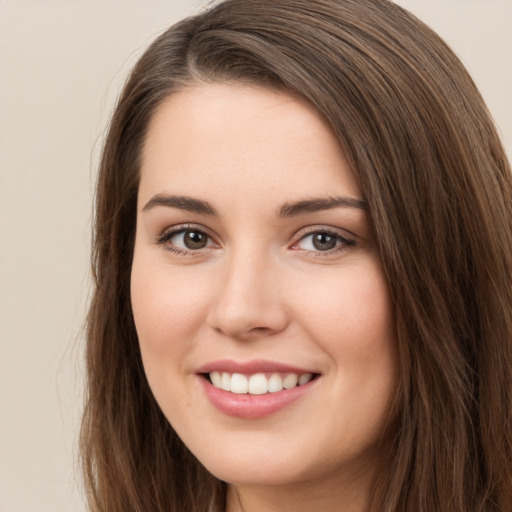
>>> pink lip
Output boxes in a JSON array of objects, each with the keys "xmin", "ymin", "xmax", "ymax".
[
  {"xmin": 196, "ymin": 358, "xmax": 317, "ymax": 375},
  {"xmin": 196, "ymin": 359, "xmax": 319, "ymax": 420}
]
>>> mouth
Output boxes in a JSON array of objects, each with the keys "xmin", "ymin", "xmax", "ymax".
[
  {"xmin": 203, "ymin": 371, "xmax": 318, "ymax": 395},
  {"xmin": 196, "ymin": 360, "xmax": 321, "ymax": 419}
]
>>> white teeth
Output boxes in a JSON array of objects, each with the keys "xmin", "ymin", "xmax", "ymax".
[
  {"xmin": 221, "ymin": 372, "xmax": 231, "ymax": 392},
  {"xmin": 209, "ymin": 371, "xmax": 315, "ymax": 394},
  {"xmin": 230, "ymin": 373, "xmax": 248, "ymax": 394},
  {"xmin": 248, "ymin": 373, "xmax": 268, "ymax": 395},
  {"xmin": 268, "ymin": 373, "xmax": 283, "ymax": 392},
  {"xmin": 283, "ymin": 373, "xmax": 298, "ymax": 389},
  {"xmin": 298, "ymin": 373, "xmax": 313, "ymax": 385},
  {"xmin": 210, "ymin": 371, "xmax": 222, "ymax": 388}
]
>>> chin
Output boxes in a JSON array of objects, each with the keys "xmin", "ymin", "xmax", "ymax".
[
  {"xmin": 205, "ymin": 457, "xmax": 310, "ymax": 487},
  {"xmin": 179, "ymin": 423, "xmax": 382, "ymax": 491}
]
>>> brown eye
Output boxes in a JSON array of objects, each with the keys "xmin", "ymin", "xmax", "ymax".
[
  {"xmin": 158, "ymin": 227, "xmax": 215, "ymax": 253},
  {"xmin": 294, "ymin": 229, "xmax": 355, "ymax": 254},
  {"xmin": 183, "ymin": 230, "xmax": 208, "ymax": 249},
  {"xmin": 311, "ymin": 233, "xmax": 337, "ymax": 251}
]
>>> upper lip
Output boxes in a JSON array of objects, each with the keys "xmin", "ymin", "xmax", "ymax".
[{"xmin": 196, "ymin": 359, "xmax": 319, "ymax": 375}]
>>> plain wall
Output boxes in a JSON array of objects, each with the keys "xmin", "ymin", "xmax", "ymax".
[{"xmin": 0, "ymin": 1, "xmax": 510, "ymax": 511}]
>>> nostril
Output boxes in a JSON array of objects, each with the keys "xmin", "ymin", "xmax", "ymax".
[{"xmin": 206, "ymin": 273, "xmax": 289, "ymax": 340}]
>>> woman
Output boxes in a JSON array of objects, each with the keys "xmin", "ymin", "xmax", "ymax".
[{"xmin": 81, "ymin": 0, "xmax": 512, "ymax": 510}]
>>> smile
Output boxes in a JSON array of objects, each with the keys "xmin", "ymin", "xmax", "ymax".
[
  {"xmin": 196, "ymin": 360, "xmax": 320, "ymax": 419},
  {"xmin": 208, "ymin": 371, "xmax": 314, "ymax": 395}
]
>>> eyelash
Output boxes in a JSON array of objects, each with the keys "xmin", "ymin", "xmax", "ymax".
[
  {"xmin": 155, "ymin": 224, "xmax": 356, "ymax": 257},
  {"xmin": 155, "ymin": 224, "xmax": 216, "ymax": 256},
  {"xmin": 291, "ymin": 228, "xmax": 356, "ymax": 256}
]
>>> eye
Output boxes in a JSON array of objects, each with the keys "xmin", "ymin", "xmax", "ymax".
[
  {"xmin": 292, "ymin": 229, "xmax": 355, "ymax": 253},
  {"xmin": 157, "ymin": 226, "xmax": 217, "ymax": 254}
]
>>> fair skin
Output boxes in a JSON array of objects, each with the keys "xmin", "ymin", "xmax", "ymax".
[{"xmin": 131, "ymin": 83, "xmax": 397, "ymax": 512}]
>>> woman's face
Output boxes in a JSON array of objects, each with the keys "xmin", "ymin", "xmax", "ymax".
[{"xmin": 131, "ymin": 84, "xmax": 397, "ymax": 494}]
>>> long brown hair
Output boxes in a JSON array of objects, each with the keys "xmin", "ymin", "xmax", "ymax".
[{"xmin": 81, "ymin": 1, "xmax": 512, "ymax": 510}]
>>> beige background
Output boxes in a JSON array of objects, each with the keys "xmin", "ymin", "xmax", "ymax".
[{"xmin": 0, "ymin": 1, "xmax": 510, "ymax": 511}]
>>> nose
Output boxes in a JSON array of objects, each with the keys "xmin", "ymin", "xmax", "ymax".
[{"xmin": 206, "ymin": 248, "xmax": 289, "ymax": 341}]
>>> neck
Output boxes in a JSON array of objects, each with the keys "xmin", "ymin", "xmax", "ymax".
[{"xmin": 225, "ymin": 460, "xmax": 379, "ymax": 512}]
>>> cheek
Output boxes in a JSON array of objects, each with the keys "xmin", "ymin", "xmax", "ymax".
[
  {"xmin": 130, "ymin": 251, "xmax": 215, "ymax": 421},
  {"xmin": 298, "ymin": 260, "xmax": 393, "ymax": 343},
  {"xmin": 130, "ymin": 251, "xmax": 210, "ymax": 363},
  {"xmin": 293, "ymin": 258, "xmax": 397, "ymax": 388}
]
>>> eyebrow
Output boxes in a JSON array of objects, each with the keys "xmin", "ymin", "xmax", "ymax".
[
  {"xmin": 141, "ymin": 194, "xmax": 367, "ymax": 217},
  {"xmin": 142, "ymin": 194, "xmax": 218, "ymax": 216},
  {"xmin": 277, "ymin": 196, "xmax": 367, "ymax": 217}
]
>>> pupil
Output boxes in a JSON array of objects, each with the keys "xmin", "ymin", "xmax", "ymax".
[
  {"xmin": 184, "ymin": 231, "xmax": 207, "ymax": 249},
  {"xmin": 312, "ymin": 233, "xmax": 336, "ymax": 251}
]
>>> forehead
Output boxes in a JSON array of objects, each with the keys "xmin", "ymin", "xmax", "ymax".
[{"xmin": 139, "ymin": 83, "xmax": 361, "ymax": 209}]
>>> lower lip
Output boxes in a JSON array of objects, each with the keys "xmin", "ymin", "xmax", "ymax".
[{"xmin": 199, "ymin": 376, "xmax": 318, "ymax": 419}]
